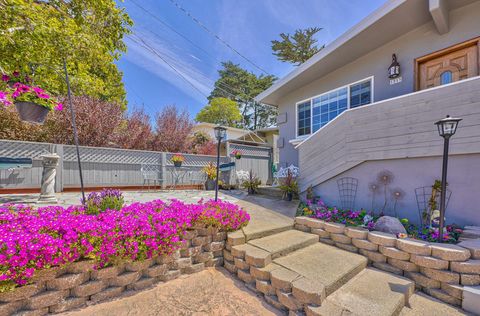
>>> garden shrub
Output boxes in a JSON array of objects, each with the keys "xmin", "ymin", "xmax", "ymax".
[{"xmin": 83, "ymin": 188, "xmax": 124, "ymax": 215}]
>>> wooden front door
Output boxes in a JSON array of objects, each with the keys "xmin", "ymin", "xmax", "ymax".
[{"xmin": 416, "ymin": 38, "xmax": 480, "ymax": 91}]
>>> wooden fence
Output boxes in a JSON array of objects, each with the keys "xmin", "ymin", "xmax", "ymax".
[{"xmin": 0, "ymin": 140, "xmax": 272, "ymax": 192}]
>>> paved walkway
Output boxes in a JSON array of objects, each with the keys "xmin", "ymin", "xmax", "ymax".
[{"xmin": 62, "ymin": 268, "xmax": 282, "ymax": 316}]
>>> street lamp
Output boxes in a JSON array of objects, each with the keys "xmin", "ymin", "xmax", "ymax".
[
  {"xmin": 434, "ymin": 115, "xmax": 462, "ymax": 242},
  {"xmin": 213, "ymin": 125, "xmax": 227, "ymax": 201}
]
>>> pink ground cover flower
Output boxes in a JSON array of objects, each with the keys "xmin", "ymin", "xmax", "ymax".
[{"xmin": 0, "ymin": 199, "xmax": 249, "ymax": 286}]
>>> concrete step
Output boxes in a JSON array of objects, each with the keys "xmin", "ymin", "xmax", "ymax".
[
  {"xmin": 247, "ymin": 230, "xmax": 319, "ymax": 261},
  {"xmin": 273, "ymin": 243, "xmax": 368, "ymax": 296},
  {"xmin": 400, "ymin": 292, "xmax": 469, "ymax": 316},
  {"xmin": 257, "ymin": 186, "xmax": 284, "ymax": 198},
  {"xmin": 306, "ymin": 268, "xmax": 414, "ymax": 316}
]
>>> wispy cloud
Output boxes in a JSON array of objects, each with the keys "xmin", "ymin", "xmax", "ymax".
[{"xmin": 124, "ymin": 28, "xmax": 213, "ymax": 103}]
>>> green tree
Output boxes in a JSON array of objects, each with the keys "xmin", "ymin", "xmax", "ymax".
[
  {"xmin": 271, "ymin": 27, "xmax": 324, "ymax": 65},
  {"xmin": 0, "ymin": 0, "xmax": 132, "ymax": 107},
  {"xmin": 209, "ymin": 61, "xmax": 277, "ymax": 129},
  {"xmin": 195, "ymin": 97, "xmax": 242, "ymax": 127}
]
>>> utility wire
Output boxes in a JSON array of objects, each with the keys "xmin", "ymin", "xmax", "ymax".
[
  {"xmin": 168, "ymin": 0, "xmax": 271, "ymax": 76},
  {"xmin": 130, "ymin": 0, "xmax": 217, "ymax": 63},
  {"xmin": 128, "ymin": 34, "xmax": 209, "ymax": 99}
]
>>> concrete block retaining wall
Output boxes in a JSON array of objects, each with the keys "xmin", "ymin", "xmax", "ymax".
[
  {"xmin": 0, "ymin": 228, "xmax": 226, "ymax": 315},
  {"xmin": 294, "ymin": 216, "xmax": 480, "ymax": 307}
]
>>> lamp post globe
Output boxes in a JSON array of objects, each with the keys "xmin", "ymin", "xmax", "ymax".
[
  {"xmin": 434, "ymin": 115, "xmax": 461, "ymax": 242},
  {"xmin": 213, "ymin": 125, "xmax": 227, "ymax": 201}
]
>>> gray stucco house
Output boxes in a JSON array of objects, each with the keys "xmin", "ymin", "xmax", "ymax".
[{"xmin": 256, "ymin": 0, "xmax": 480, "ymax": 225}]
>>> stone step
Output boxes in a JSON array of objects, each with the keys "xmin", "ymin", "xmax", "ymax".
[
  {"xmin": 273, "ymin": 243, "xmax": 368, "ymax": 297},
  {"xmin": 400, "ymin": 292, "xmax": 469, "ymax": 316},
  {"xmin": 306, "ymin": 268, "xmax": 415, "ymax": 316},
  {"xmin": 247, "ymin": 230, "xmax": 319, "ymax": 261}
]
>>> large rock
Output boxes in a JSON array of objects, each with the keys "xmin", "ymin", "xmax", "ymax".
[{"xmin": 374, "ymin": 216, "xmax": 407, "ymax": 235}]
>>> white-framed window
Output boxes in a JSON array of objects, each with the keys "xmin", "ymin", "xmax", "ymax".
[{"xmin": 296, "ymin": 77, "xmax": 373, "ymax": 137}]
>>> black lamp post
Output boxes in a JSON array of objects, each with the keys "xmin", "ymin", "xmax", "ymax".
[
  {"xmin": 434, "ymin": 115, "xmax": 462, "ymax": 242},
  {"xmin": 213, "ymin": 125, "xmax": 227, "ymax": 201}
]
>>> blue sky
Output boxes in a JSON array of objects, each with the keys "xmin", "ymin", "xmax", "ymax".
[{"xmin": 117, "ymin": 0, "xmax": 387, "ymax": 118}]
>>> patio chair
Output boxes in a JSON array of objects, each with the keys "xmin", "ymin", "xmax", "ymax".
[{"xmin": 140, "ymin": 164, "xmax": 164, "ymax": 191}]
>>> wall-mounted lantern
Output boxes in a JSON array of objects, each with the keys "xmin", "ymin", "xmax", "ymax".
[{"xmin": 388, "ymin": 54, "xmax": 401, "ymax": 79}]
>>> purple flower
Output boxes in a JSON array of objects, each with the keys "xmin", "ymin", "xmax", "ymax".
[{"xmin": 1, "ymin": 74, "xmax": 9, "ymax": 82}]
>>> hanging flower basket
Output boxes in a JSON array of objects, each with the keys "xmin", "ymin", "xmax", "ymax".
[
  {"xmin": 171, "ymin": 154, "xmax": 185, "ymax": 167},
  {"xmin": 15, "ymin": 101, "xmax": 50, "ymax": 124},
  {"xmin": 1, "ymin": 72, "xmax": 63, "ymax": 125}
]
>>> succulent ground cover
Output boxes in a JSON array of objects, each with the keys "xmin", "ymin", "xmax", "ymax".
[
  {"xmin": 0, "ymin": 197, "xmax": 249, "ymax": 290},
  {"xmin": 299, "ymin": 199, "xmax": 462, "ymax": 243}
]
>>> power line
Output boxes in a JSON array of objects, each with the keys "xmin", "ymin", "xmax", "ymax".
[
  {"xmin": 128, "ymin": 34, "xmax": 209, "ymax": 99},
  {"xmin": 130, "ymin": 0, "xmax": 217, "ymax": 63},
  {"xmin": 168, "ymin": 0, "xmax": 271, "ymax": 76}
]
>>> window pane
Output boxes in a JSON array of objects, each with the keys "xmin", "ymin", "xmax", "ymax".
[
  {"xmin": 297, "ymin": 101, "xmax": 311, "ymax": 136},
  {"xmin": 440, "ymin": 71, "xmax": 452, "ymax": 85},
  {"xmin": 350, "ymin": 80, "xmax": 371, "ymax": 108}
]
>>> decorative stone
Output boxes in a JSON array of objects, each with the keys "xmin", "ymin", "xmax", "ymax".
[
  {"xmin": 372, "ymin": 262, "xmax": 403, "ymax": 275},
  {"xmin": 367, "ymin": 231, "xmax": 397, "ymax": 247},
  {"xmin": 71, "ymin": 280, "xmax": 105, "ymax": 297},
  {"xmin": 423, "ymin": 288, "xmax": 461, "ymax": 306},
  {"xmin": 276, "ymin": 290, "xmax": 303, "ymax": 311},
  {"xmin": 237, "ymin": 269, "xmax": 254, "ymax": 284},
  {"xmin": 37, "ymin": 153, "xmax": 60, "ymax": 204},
  {"xmin": 295, "ymin": 216, "xmax": 312, "ymax": 226},
  {"xmin": 205, "ymin": 258, "xmax": 223, "ymax": 267},
  {"xmin": 292, "ymin": 277, "xmax": 325, "ymax": 305},
  {"xmin": 49, "ymin": 296, "xmax": 87, "ymax": 313},
  {"xmin": 458, "ymin": 239, "xmax": 480, "ymax": 259},
  {"xmin": 0, "ymin": 301, "xmax": 23, "ymax": 315},
  {"xmin": 345, "ymin": 227, "xmax": 368, "ymax": 239},
  {"xmin": 46, "ymin": 273, "xmax": 89, "ymax": 290},
  {"xmin": 156, "ymin": 251, "xmax": 179, "ymax": 264},
  {"xmin": 420, "ymin": 267, "xmax": 459, "ymax": 284},
  {"xmin": 330, "ymin": 233, "xmax": 351, "ymax": 244},
  {"xmin": 234, "ymin": 258, "xmax": 250, "ymax": 271},
  {"xmin": 388, "ymin": 258, "xmax": 419, "ymax": 272},
  {"xmin": 180, "ymin": 246, "xmax": 202, "ymax": 258},
  {"xmin": 172, "ymin": 258, "xmax": 192, "ymax": 270},
  {"xmin": 440, "ymin": 283, "xmax": 463, "ymax": 300},
  {"xmin": 431, "ymin": 243, "xmax": 471, "ymax": 261},
  {"xmin": 180, "ymin": 240, "xmax": 191, "ymax": 250},
  {"xmin": 256, "ymin": 280, "xmax": 275, "ymax": 295},
  {"xmin": 193, "ymin": 252, "xmax": 214, "ymax": 264},
  {"xmin": 204, "ymin": 241, "xmax": 225, "ymax": 252},
  {"xmin": 319, "ymin": 238, "xmax": 335, "ymax": 245},
  {"xmin": 223, "ymin": 249, "xmax": 234, "ymax": 262},
  {"xmin": 374, "ymin": 216, "xmax": 407, "ymax": 235},
  {"xmin": 158, "ymin": 270, "xmax": 180, "ymax": 282},
  {"xmin": 461, "ymin": 274, "xmax": 480, "ymax": 286},
  {"xmin": 245, "ymin": 247, "xmax": 272, "ymax": 268},
  {"xmin": 91, "ymin": 265, "xmax": 121, "ymax": 280},
  {"xmin": 352, "ymin": 239, "xmax": 379, "ymax": 251},
  {"xmin": 379, "ymin": 246, "xmax": 410, "ymax": 260},
  {"xmin": 0, "ymin": 283, "xmax": 43, "ymax": 303},
  {"xmin": 90, "ymin": 287, "xmax": 124, "ymax": 303},
  {"xmin": 125, "ymin": 258, "xmax": 153, "ymax": 272},
  {"xmin": 127, "ymin": 277, "xmax": 156, "ymax": 291},
  {"xmin": 26, "ymin": 290, "xmax": 69, "ymax": 310},
  {"xmin": 294, "ymin": 224, "xmax": 310, "ymax": 232},
  {"xmin": 231, "ymin": 244, "xmax": 249, "ymax": 259},
  {"xmin": 335, "ymin": 242, "xmax": 358, "ymax": 253},
  {"xmin": 145, "ymin": 264, "xmax": 168, "ymax": 278},
  {"xmin": 182, "ymin": 263, "xmax": 205, "ymax": 274},
  {"xmin": 192, "ymin": 236, "xmax": 211, "ymax": 247},
  {"xmin": 271, "ymin": 268, "xmax": 300, "ymax": 292},
  {"xmin": 213, "ymin": 232, "xmax": 227, "ymax": 242},
  {"xmin": 450, "ymin": 260, "xmax": 480, "ymax": 274},
  {"xmin": 224, "ymin": 261, "xmax": 237, "ymax": 274},
  {"xmin": 296, "ymin": 217, "xmax": 325, "ymax": 229},
  {"xmin": 31, "ymin": 267, "xmax": 63, "ymax": 283},
  {"xmin": 323, "ymin": 222, "xmax": 345, "ymax": 234},
  {"xmin": 109, "ymin": 271, "xmax": 141, "ymax": 287},
  {"xmin": 250, "ymin": 263, "xmax": 282, "ymax": 281},
  {"xmin": 264, "ymin": 295, "xmax": 287, "ymax": 311},
  {"xmin": 404, "ymin": 271, "xmax": 440, "ymax": 289},
  {"xmin": 311, "ymin": 228, "xmax": 330, "ymax": 238},
  {"xmin": 359, "ymin": 249, "xmax": 387, "ymax": 263},
  {"xmin": 396, "ymin": 238, "xmax": 431, "ymax": 256},
  {"xmin": 410, "ymin": 255, "xmax": 449, "ymax": 270},
  {"xmin": 66, "ymin": 260, "xmax": 95, "ymax": 274},
  {"xmin": 227, "ymin": 231, "xmax": 245, "ymax": 246}
]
